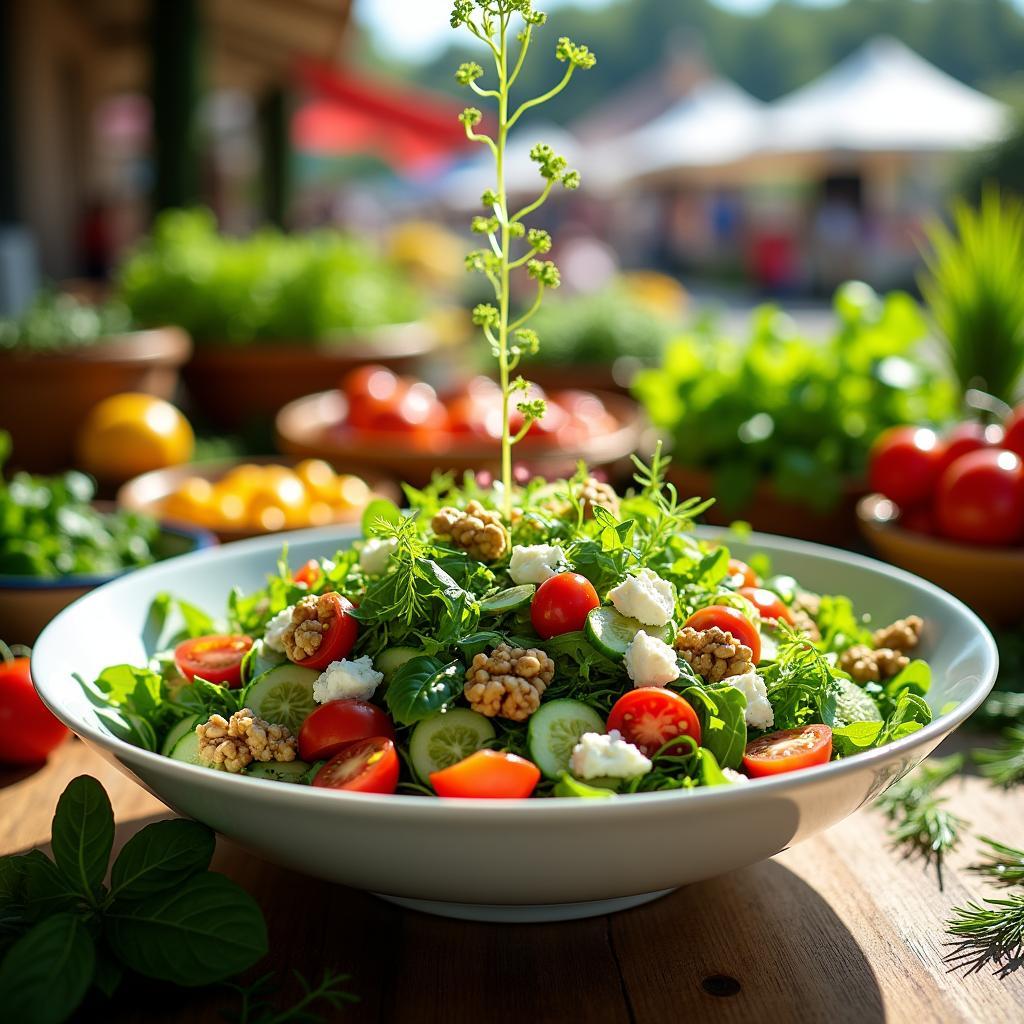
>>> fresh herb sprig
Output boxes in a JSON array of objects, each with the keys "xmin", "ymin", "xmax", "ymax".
[
  {"xmin": 974, "ymin": 727, "xmax": 1024, "ymax": 788},
  {"xmin": 969, "ymin": 838, "xmax": 1024, "ymax": 887},
  {"xmin": 453, "ymin": 0, "xmax": 595, "ymax": 518},
  {"xmin": 226, "ymin": 968, "xmax": 357, "ymax": 1024}
]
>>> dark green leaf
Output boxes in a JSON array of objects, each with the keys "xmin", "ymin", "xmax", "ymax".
[
  {"xmin": 94, "ymin": 708, "xmax": 158, "ymax": 751},
  {"xmin": 105, "ymin": 872, "xmax": 267, "ymax": 986},
  {"xmin": 109, "ymin": 819, "xmax": 215, "ymax": 902},
  {"xmin": 687, "ymin": 684, "xmax": 747, "ymax": 770},
  {"xmin": 91, "ymin": 947, "xmax": 123, "ymax": 1000},
  {"xmin": 50, "ymin": 776, "xmax": 113, "ymax": 901},
  {"xmin": 885, "ymin": 659, "xmax": 932, "ymax": 700},
  {"xmin": 21, "ymin": 850, "xmax": 81, "ymax": 921},
  {"xmin": 384, "ymin": 656, "xmax": 463, "ymax": 726},
  {"xmin": 0, "ymin": 913, "xmax": 95, "ymax": 1024}
]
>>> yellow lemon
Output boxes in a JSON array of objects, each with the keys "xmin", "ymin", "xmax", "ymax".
[
  {"xmin": 163, "ymin": 477, "xmax": 215, "ymax": 526},
  {"xmin": 295, "ymin": 459, "xmax": 337, "ymax": 501},
  {"xmin": 334, "ymin": 475, "xmax": 371, "ymax": 510},
  {"xmin": 219, "ymin": 464, "xmax": 268, "ymax": 500},
  {"xmin": 77, "ymin": 393, "xmax": 194, "ymax": 482}
]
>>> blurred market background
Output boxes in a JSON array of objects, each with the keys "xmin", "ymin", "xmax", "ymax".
[{"xmin": 0, "ymin": 0, "xmax": 1022, "ymax": 717}]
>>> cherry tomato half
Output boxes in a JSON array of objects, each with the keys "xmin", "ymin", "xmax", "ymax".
[
  {"xmin": 0, "ymin": 657, "xmax": 68, "ymax": 764},
  {"xmin": 727, "ymin": 558, "xmax": 759, "ymax": 589},
  {"xmin": 934, "ymin": 448, "xmax": 1024, "ymax": 546},
  {"xmin": 1004, "ymin": 404, "xmax": 1024, "ymax": 460},
  {"xmin": 868, "ymin": 426, "xmax": 944, "ymax": 508},
  {"xmin": 298, "ymin": 699, "xmax": 395, "ymax": 762},
  {"xmin": 174, "ymin": 634, "xmax": 253, "ymax": 688},
  {"xmin": 743, "ymin": 725, "xmax": 833, "ymax": 778},
  {"xmin": 312, "ymin": 736, "xmax": 399, "ymax": 795},
  {"xmin": 739, "ymin": 587, "xmax": 795, "ymax": 625},
  {"xmin": 531, "ymin": 572, "xmax": 600, "ymax": 640},
  {"xmin": 430, "ymin": 749, "xmax": 541, "ymax": 799},
  {"xmin": 287, "ymin": 592, "xmax": 359, "ymax": 671},
  {"xmin": 292, "ymin": 559, "xmax": 321, "ymax": 588},
  {"xmin": 684, "ymin": 605, "xmax": 761, "ymax": 664},
  {"xmin": 606, "ymin": 688, "xmax": 702, "ymax": 758}
]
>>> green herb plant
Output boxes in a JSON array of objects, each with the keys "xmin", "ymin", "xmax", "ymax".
[
  {"xmin": 0, "ymin": 291, "xmax": 132, "ymax": 353},
  {"xmin": 974, "ymin": 726, "xmax": 1024, "ymax": 788},
  {"xmin": 452, "ymin": 0, "xmax": 596, "ymax": 517}
]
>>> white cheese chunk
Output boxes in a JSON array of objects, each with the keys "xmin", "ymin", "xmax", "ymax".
[
  {"xmin": 608, "ymin": 568, "xmax": 675, "ymax": 627},
  {"xmin": 624, "ymin": 630, "xmax": 680, "ymax": 688},
  {"xmin": 570, "ymin": 730, "xmax": 653, "ymax": 780},
  {"xmin": 359, "ymin": 537, "xmax": 398, "ymax": 576},
  {"xmin": 508, "ymin": 543, "xmax": 566, "ymax": 585},
  {"xmin": 727, "ymin": 669, "xmax": 774, "ymax": 730},
  {"xmin": 312, "ymin": 656, "xmax": 384, "ymax": 704},
  {"xmin": 263, "ymin": 606, "xmax": 295, "ymax": 653},
  {"xmin": 722, "ymin": 768, "xmax": 749, "ymax": 784}
]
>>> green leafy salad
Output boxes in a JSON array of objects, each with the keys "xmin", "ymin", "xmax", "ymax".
[{"xmin": 80, "ymin": 455, "xmax": 937, "ymax": 799}]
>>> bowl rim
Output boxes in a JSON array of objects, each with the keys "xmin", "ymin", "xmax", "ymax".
[{"xmin": 32, "ymin": 523, "xmax": 998, "ymax": 815}]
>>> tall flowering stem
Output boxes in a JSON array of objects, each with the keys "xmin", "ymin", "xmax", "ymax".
[{"xmin": 452, "ymin": 1, "xmax": 596, "ymax": 519}]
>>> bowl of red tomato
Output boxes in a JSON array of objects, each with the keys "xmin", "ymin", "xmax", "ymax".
[{"xmin": 858, "ymin": 403, "xmax": 1024, "ymax": 625}]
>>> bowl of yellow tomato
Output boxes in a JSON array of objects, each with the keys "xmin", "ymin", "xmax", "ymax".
[{"xmin": 117, "ymin": 457, "xmax": 397, "ymax": 543}]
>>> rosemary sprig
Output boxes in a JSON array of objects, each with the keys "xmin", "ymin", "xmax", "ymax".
[
  {"xmin": 969, "ymin": 838, "xmax": 1024, "ymax": 887},
  {"xmin": 974, "ymin": 727, "xmax": 1024, "ymax": 788},
  {"xmin": 224, "ymin": 968, "xmax": 357, "ymax": 1024},
  {"xmin": 944, "ymin": 896, "xmax": 1024, "ymax": 976}
]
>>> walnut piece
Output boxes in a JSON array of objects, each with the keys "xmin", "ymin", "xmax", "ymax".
[
  {"xmin": 464, "ymin": 643, "xmax": 555, "ymax": 722},
  {"xmin": 196, "ymin": 708, "xmax": 297, "ymax": 773},
  {"xmin": 577, "ymin": 477, "xmax": 620, "ymax": 520},
  {"xmin": 839, "ymin": 645, "xmax": 909, "ymax": 684},
  {"xmin": 432, "ymin": 500, "xmax": 508, "ymax": 561},
  {"xmin": 675, "ymin": 626, "xmax": 753, "ymax": 681},
  {"xmin": 872, "ymin": 615, "xmax": 922, "ymax": 654},
  {"xmin": 792, "ymin": 591, "xmax": 821, "ymax": 618},
  {"xmin": 281, "ymin": 593, "xmax": 337, "ymax": 663},
  {"xmin": 791, "ymin": 609, "xmax": 821, "ymax": 643}
]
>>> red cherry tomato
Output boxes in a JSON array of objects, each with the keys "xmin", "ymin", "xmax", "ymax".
[
  {"xmin": 286, "ymin": 592, "xmax": 358, "ymax": 671},
  {"xmin": 345, "ymin": 368, "xmax": 407, "ymax": 430},
  {"xmin": 174, "ymin": 634, "xmax": 253, "ymax": 688},
  {"xmin": 935, "ymin": 448, "xmax": 1024, "ymax": 546},
  {"xmin": 739, "ymin": 587, "xmax": 794, "ymax": 625},
  {"xmin": 530, "ymin": 572, "xmax": 601, "ymax": 639},
  {"xmin": 937, "ymin": 421, "xmax": 1000, "ymax": 476},
  {"xmin": 900, "ymin": 503, "xmax": 936, "ymax": 535},
  {"xmin": 1005, "ymin": 405, "xmax": 1024, "ymax": 460},
  {"xmin": 606, "ymin": 688, "xmax": 702, "ymax": 757},
  {"xmin": 430, "ymin": 749, "xmax": 540, "ymax": 799},
  {"xmin": 868, "ymin": 426, "xmax": 945, "ymax": 507},
  {"xmin": 343, "ymin": 364, "xmax": 400, "ymax": 401},
  {"xmin": 292, "ymin": 559, "xmax": 321, "ymax": 588},
  {"xmin": 298, "ymin": 698, "xmax": 395, "ymax": 762},
  {"xmin": 0, "ymin": 657, "xmax": 68, "ymax": 764},
  {"xmin": 727, "ymin": 558, "xmax": 759, "ymax": 589},
  {"xmin": 684, "ymin": 605, "xmax": 761, "ymax": 664},
  {"xmin": 312, "ymin": 736, "xmax": 399, "ymax": 794},
  {"xmin": 743, "ymin": 725, "xmax": 833, "ymax": 778}
]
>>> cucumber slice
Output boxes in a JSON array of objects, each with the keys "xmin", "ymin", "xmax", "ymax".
[
  {"xmin": 244, "ymin": 760, "xmax": 312, "ymax": 784},
  {"xmin": 243, "ymin": 664, "xmax": 319, "ymax": 733},
  {"xmin": 409, "ymin": 709, "xmax": 496, "ymax": 782},
  {"xmin": 160, "ymin": 714, "xmax": 201, "ymax": 757},
  {"xmin": 376, "ymin": 646, "xmax": 421, "ymax": 684},
  {"xmin": 528, "ymin": 699, "xmax": 605, "ymax": 779},
  {"xmin": 241, "ymin": 640, "xmax": 286, "ymax": 686},
  {"xmin": 479, "ymin": 585, "xmax": 535, "ymax": 615},
  {"xmin": 834, "ymin": 676, "xmax": 882, "ymax": 728},
  {"xmin": 584, "ymin": 606, "xmax": 674, "ymax": 660},
  {"xmin": 168, "ymin": 730, "xmax": 203, "ymax": 766}
]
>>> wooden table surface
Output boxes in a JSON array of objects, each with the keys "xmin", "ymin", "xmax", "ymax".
[{"xmin": 2, "ymin": 737, "xmax": 1023, "ymax": 1024}]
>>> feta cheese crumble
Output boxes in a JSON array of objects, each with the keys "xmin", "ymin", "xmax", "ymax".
[
  {"xmin": 263, "ymin": 606, "xmax": 295, "ymax": 653},
  {"xmin": 727, "ymin": 669, "xmax": 774, "ymax": 730},
  {"xmin": 359, "ymin": 536, "xmax": 398, "ymax": 576},
  {"xmin": 312, "ymin": 656, "xmax": 384, "ymax": 704},
  {"xmin": 608, "ymin": 568, "xmax": 675, "ymax": 627},
  {"xmin": 624, "ymin": 630, "xmax": 680, "ymax": 687},
  {"xmin": 508, "ymin": 543, "xmax": 566, "ymax": 585},
  {"xmin": 722, "ymin": 768, "xmax": 749, "ymax": 784},
  {"xmin": 570, "ymin": 730, "xmax": 653, "ymax": 780}
]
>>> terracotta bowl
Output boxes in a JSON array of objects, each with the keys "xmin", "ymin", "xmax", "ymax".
[
  {"xmin": 274, "ymin": 390, "xmax": 645, "ymax": 487},
  {"xmin": 0, "ymin": 522, "xmax": 215, "ymax": 646},
  {"xmin": 857, "ymin": 493, "xmax": 1024, "ymax": 626},
  {"xmin": 117, "ymin": 457, "xmax": 400, "ymax": 544}
]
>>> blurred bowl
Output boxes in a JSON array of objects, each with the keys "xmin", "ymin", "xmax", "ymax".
[
  {"xmin": 0, "ymin": 522, "xmax": 215, "ymax": 645},
  {"xmin": 274, "ymin": 390, "xmax": 645, "ymax": 487},
  {"xmin": 117, "ymin": 457, "xmax": 399, "ymax": 544},
  {"xmin": 857, "ymin": 493, "xmax": 1024, "ymax": 626}
]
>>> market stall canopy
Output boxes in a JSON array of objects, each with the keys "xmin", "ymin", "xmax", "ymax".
[{"xmin": 762, "ymin": 36, "xmax": 1009, "ymax": 156}]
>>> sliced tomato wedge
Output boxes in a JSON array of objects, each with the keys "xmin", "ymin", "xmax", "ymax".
[
  {"xmin": 292, "ymin": 559, "xmax": 321, "ymax": 588},
  {"xmin": 312, "ymin": 736, "xmax": 399, "ymax": 794},
  {"xmin": 727, "ymin": 558, "xmax": 758, "ymax": 589},
  {"xmin": 739, "ymin": 587, "xmax": 795, "ymax": 624},
  {"xmin": 743, "ymin": 725, "xmax": 833, "ymax": 778},
  {"xmin": 174, "ymin": 634, "xmax": 253, "ymax": 688},
  {"xmin": 684, "ymin": 605, "xmax": 761, "ymax": 664},
  {"xmin": 430, "ymin": 749, "xmax": 540, "ymax": 799},
  {"xmin": 298, "ymin": 699, "xmax": 395, "ymax": 762},
  {"xmin": 606, "ymin": 688, "xmax": 701, "ymax": 758},
  {"xmin": 287, "ymin": 592, "xmax": 359, "ymax": 671}
]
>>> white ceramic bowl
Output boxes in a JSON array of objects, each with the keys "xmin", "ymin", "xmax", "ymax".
[{"xmin": 32, "ymin": 526, "xmax": 998, "ymax": 923}]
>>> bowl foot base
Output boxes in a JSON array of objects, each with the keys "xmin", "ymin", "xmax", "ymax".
[{"xmin": 373, "ymin": 888, "xmax": 676, "ymax": 923}]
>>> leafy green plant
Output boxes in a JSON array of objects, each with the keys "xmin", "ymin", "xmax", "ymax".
[
  {"xmin": 0, "ymin": 291, "xmax": 132, "ymax": 353},
  {"xmin": 974, "ymin": 727, "xmax": 1024, "ymax": 788},
  {"xmin": 452, "ymin": 0, "xmax": 595, "ymax": 516},
  {"xmin": 633, "ymin": 283, "xmax": 957, "ymax": 513},
  {"xmin": 920, "ymin": 188, "xmax": 1024, "ymax": 404},
  {"xmin": 117, "ymin": 209, "xmax": 423, "ymax": 347}
]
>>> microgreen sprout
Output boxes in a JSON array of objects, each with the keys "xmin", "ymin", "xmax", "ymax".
[{"xmin": 452, "ymin": 0, "xmax": 596, "ymax": 518}]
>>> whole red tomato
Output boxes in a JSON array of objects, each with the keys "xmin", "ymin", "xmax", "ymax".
[
  {"xmin": 531, "ymin": 572, "xmax": 600, "ymax": 639},
  {"xmin": 0, "ymin": 657, "xmax": 68, "ymax": 764},
  {"xmin": 868, "ymin": 426, "xmax": 945, "ymax": 508},
  {"xmin": 1005, "ymin": 405, "xmax": 1024, "ymax": 460},
  {"xmin": 935, "ymin": 449, "xmax": 1024, "ymax": 546},
  {"xmin": 936, "ymin": 421, "xmax": 1000, "ymax": 476}
]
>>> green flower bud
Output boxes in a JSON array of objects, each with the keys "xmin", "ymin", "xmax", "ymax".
[
  {"xmin": 528, "ymin": 259, "xmax": 561, "ymax": 288},
  {"xmin": 472, "ymin": 303, "xmax": 500, "ymax": 328},
  {"xmin": 527, "ymin": 228, "xmax": 552, "ymax": 253},
  {"xmin": 472, "ymin": 215, "xmax": 499, "ymax": 234},
  {"xmin": 455, "ymin": 62, "xmax": 484, "ymax": 86},
  {"xmin": 459, "ymin": 107, "xmax": 483, "ymax": 128},
  {"xmin": 481, "ymin": 189, "xmax": 499, "ymax": 208},
  {"xmin": 513, "ymin": 328, "xmax": 541, "ymax": 355},
  {"xmin": 561, "ymin": 170, "xmax": 581, "ymax": 190},
  {"xmin": 555, "ymin": 37, "xmax": 597, "ymax": 69},
  {"xmin": 509, "ymin": 222, "xmax": 526, "ymax": 239}
]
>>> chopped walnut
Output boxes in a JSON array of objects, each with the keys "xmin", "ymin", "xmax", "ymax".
[
  {"xmin": 675, "ymin": 626, "xmax": 753, "ymax": 682},
  {"xmin": 281, "ymin": 593, "xmax": 336, "ymax": 663},
  {"xmin": 872, "ymin": 615, "xmax": 922, "ymax": 654},
  {"xmin": 577, "ymin": 476, "xmax": 620, "ymax": 520},
  {"xmin": 790, "ymin": 609, "xmax": 821, "ymax": 642},
  {"xmin": 196, "ymin": 708, "xmax": 297, "ymax": 773},
  {"xmin": 839, "ymin": 645, "xmax": 909, "ymax": 684},
  {"xmin": 432, "ymin": 500, "xmax": 508, "ymax": 561},
  {"xmin": 464, "ymin": 643, "xmax": 555, "ymax": 722},
  {"xmin": 792, "ymin": 591, "xmax": 821, "ymax": 618}
]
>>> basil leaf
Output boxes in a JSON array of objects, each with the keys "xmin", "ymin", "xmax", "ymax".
[
  {"xmin": 832, "ymin": 721, "xmax": 885, "ymax": 758},
  {"xmin": 885, "ymin": 659, "xmax": 932, "ymax": 700},
  {"xmin": 85, "ymin": 664, "xmax": 164, "ymax": 716},
  {"xmin": 105, "ymin": 872, "xmax": 267, "ymax": 986},
  {"xmin": 384, "ymin": 656, "xmax": 463, "ymax": 726},
  {"xmin": 687, "ymin": 684, "xmax": 747, "ymax": 770},
  {"xmin": 109, "ymin": 820, "xmax": 215, "ymax": 903},
  {"xmin": 50, "ymin": 776, "xmax": 113, "ymax": 900},
  {"xmin": 92, "ymin": 948, "xmax": 123, "ymax": 1000},
  {"xmin": 22, "ymin": 851, "xmax": 80, "ymax": 922},
  {"xmin": 0, "ymin": 914, "xmax": 95, "ymax": 1024}
]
